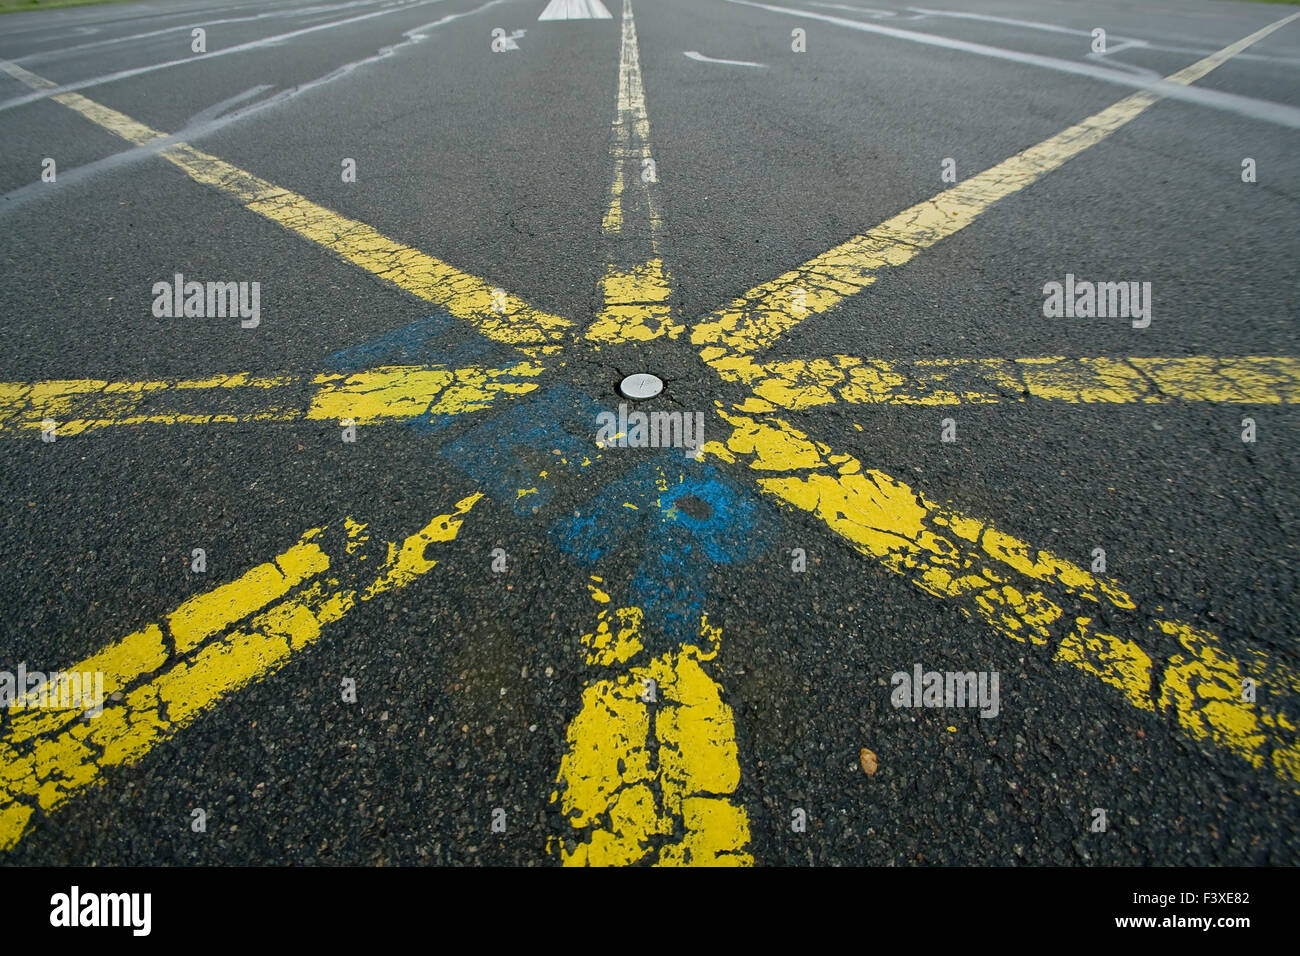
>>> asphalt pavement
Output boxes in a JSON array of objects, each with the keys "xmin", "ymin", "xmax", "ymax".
[{"xmin": 0, "ymin": 0, "xmax": 1298, "ymax": 866}]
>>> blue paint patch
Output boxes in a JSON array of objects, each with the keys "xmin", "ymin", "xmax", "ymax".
[
  {"xmin": 552, "ymin": 459, "xmax": 776, "ymax": 648},
  {"xmin": 325, "ymin": 311, "xmax": 496, "ymax": 373},
  {"xmin": 441, "ymin": 382, "xmax": 780, "ymax": 644},
  {"xmin": 441, "ymin": 384, "xmax": 608, "ymax": 516}
]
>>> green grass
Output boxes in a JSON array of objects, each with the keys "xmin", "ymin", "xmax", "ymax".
[{"xmin": 0, "ymin": 0, "xmax": 148, "ymax": 16}]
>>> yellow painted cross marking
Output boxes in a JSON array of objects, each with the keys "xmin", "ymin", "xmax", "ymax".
[
  {"xmin": 0, "ymin": 59, "xmax": 572, "ymax": 357},
  {"xmin": 726, "ymin": 354, "xmax": 1300, "ymax": 411},
  {"xmin": 0, "ymin": 493, "xmax": 482, "ymax": 851},
  {"xmin": 549, "ymin": 580, "xmax": 751, "ymax": 866},
  {"xmin": 0, "ymin": 361, "xmax": 546, "ymax": 435},
  {"xmin": 2, "ymin": 4, "xmax": 1298, "ymax": 862}
]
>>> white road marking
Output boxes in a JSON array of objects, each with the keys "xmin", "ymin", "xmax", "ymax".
[
  {"xmin": 683, "ymin": 51, "xmax": 767, "ymax": 67},
  {"xmin": 539, "ymin": 0, "xmax": 612, "ymax": 20},
  {"xmin": 0, "ymin": 2, "xmax": 504, "ymax": 214},
  {"xmin": 0, "ymin": 0, "xmax": 458, "ymax": 114},
  {"xmin": 16, "ymin": 0, "xmax": 397, "ymax": 65},
  {"xmin": 906, "ymin": 5, "xmax": 1300, "ymax": 65},
  {"xmin": 908, "ymin": 7, "xmax": 1149, "ymax": 50},
  {"xmin": 810, "ymin": 3, "xmax": 906, "ymax": 18},
  {"xmin": 725, "ymin": 0, "xmax": 1300, "ymax": 129}
]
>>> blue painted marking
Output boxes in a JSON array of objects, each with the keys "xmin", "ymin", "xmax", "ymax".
[
  {"xmin": 441, "ymin": 383, "xmax": 779, "ymax": 643},
  {"xmin": 325, "ymin": 311, "xmax": 495, "ymax": 373},
  {"xmin": 551, "ymin": 459, "xmax": 776, "ymax": 648},
  {"xmin": 441, "ymin": 384, "xmax": 607, "ymax": 516}
]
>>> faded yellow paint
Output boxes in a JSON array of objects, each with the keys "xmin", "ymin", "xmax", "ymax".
[
  {"xmin": 1156, "ymin": 619, "xmax": 1300, "ymax": 782},
  {"xmin": 587, "ymin": 0, "xmax": 684, "ymax": 345},
  {"xmin": 602, "ymin": 158, "xmax": 625, "ymax": 234},
  {"xmin": 0, "ymin": 59, "xmax": 570, "ymax": 354},
  {"xmin": 552, "ymin": 592, "xmax": 751, "ymax": 866},
  {"xmin": 0, "ymin": 362, "xmax": 544, "ymax": 435},
  {"xmin": 308, "ymin": 362, "xmax": 544, "ymax": 424},
  {"xmin": 580, "ymin": 605, "xmax": 644, "ymax": 667},
  {"xmin": 1055, "ymin": 618, "xmax": 1154, "ymax": 713},
  {"xmin": 587, "ymin": 259, "xmax": 682, "ymax": 343},
  {"xmin": 691, "ymin": 14, "xmax": 1300, "ymax": 370},
  {"xmin": 730, "ymin": 355, "xmax": 1300, "ymax": 411},
  {"xmin": 0, "ymin": 493, "xmax": 482, "ymax": 851},
  {"xmin": 707, "ymin": 407, "xmax": 1300, "ymax": 786}
]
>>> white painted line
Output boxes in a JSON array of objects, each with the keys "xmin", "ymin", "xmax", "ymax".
[
  {"xmin": 17, "ymin": 0, "xmax": 397, "ymax": 65},
  {"xmin": 908, "ymin": 7, "xmax": 1148, "ymax": 46},
  {"xmin": 0, "ymin": 0, "xmax": 464, "ymax": 115},
  {"xmin": 906, "ymin": 5, "xmax": 1300, "ymax": 66},
  {"xmin": 810, "ymin": 3, "xmax": 901, "ymax": 18},
  {"xmin": 539, "ymin": 0, "xmax": 612, "ymax": 20},
  {"xmin": 0, "ymin": 2, "xmax": 504, "ymax": 214},
  {"xmin": 725, "ymin": 0, "xmax": 1300, "ymax": 129},
  {"xmin": 683, "ymin": 50, "xmax": 768, "ymax": 67}
]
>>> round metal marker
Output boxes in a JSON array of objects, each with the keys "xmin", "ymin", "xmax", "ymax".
[{"xmin": 618, "ymin": 373, "xmax": 663, "ymax": 400}]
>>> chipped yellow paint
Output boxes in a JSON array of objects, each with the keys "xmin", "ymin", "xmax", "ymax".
[
  {"xmin": 588, "ymin": 259, "xmax": 681, "ymax": 343},
  {"xmin": 706, "ymin": 408, "xmax": 1133, "ymax": 622},
  {"xmin": 552, "ymin": 592, "xmax": 751, "ymax": 866},
  {"xmin": 729, "ymin": 355, "xmax": 1300, "ymax": 411},
  {"xmin": 344, "ymin": 518, "xmax": 370, "ymax": 555},
  {"xmin": 311, "ymin": 363, "xmax": 544, "ymax": 423},
  {"xmin": 691, "ymin": 14, "xmax": 1300, "ymax": 370},
  {"xmin": 1156, "ymin": 620, "xmax": 1300, "ymax": 783},
  {"xmin": 1056, "ymin": 617, "xmax": 1300, "ymax": 784},
  {"xmin": 587, "ymin": 578, "xmax": 612, "ymax": 604},
  {"xmin": 580, "ymin": 606, "xmax": 644, "ymax": 667},
  {"xmin": 168, "ymin": 538, "xmax": 329, "ymax": 654},
  {"xmin": 361, "ymin": 494, "xmax": 482, "ymax": 598},
  {"xmin": 0, "ymin": 493, "xmax": 482, "ymax": 851},
  {"xmin": 1055, "ymin": 618, "xmax": 1155, "ymax": 713},
  {"xmin": 707, "ymin": 408, "xmax": 1300, "ymax": 785},
  {"xmin": 0, "ymin": 362, "xmax": 544, "ymax": 435},
  {"xmin": 586, "ymin": 0, "xmax": 684, "ymax": 345},
  {"xmin": 0, "ymin": 59, "xmax": 571, "ymax": 354}
]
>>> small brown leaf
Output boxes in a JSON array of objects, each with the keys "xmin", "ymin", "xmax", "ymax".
[{"xmin": 859, "ymin": 747, "xmax": 878, "ymax": 776}]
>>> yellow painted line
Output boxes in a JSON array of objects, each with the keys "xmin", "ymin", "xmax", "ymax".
[
  {"xmin": 0, "ymin": 494, "xmax": 482, "ymax": 851},
  {"xmin": 586, "ymin": 0, "xmax": 684, "ymax": 345},
  {"xmin": 308, "ymin": 362, "xmax": 544, "ymax": 423},
  {"xmin": 0, "ymin": 362, "xmax": 545, "ymax": 435},
  {"xmin": 0, "ymin": 59, "xmax": 572, "ymax": 355},
  {"xmin": 690, "ymin": 13, "xmax": 1300, "ymax": 372},
  {"xmin": 706, "ymin": 408, "xmax": 1300, "ymax": 787},
  {"xmin": 589, "ymin": 258, "xmax": 677, "ymax": 344},
  {"xmin": 727, "ymin": 354, "xmax": 1300, "ymax": 411},
  {"xmin": 549, "ymin": 579, "xmax": 751, "ymax": 866},
  {"xmin": 600, "ymin": 0, "xmax": 657, "ymax": 240}
]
